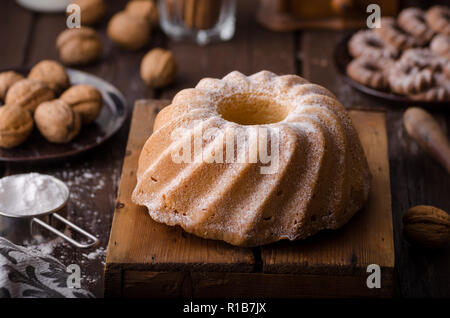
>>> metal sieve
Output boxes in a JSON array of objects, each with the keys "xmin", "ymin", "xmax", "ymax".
[{"xmin": 0, "ymin": 174, "xmax": 99, "ymax": 249}]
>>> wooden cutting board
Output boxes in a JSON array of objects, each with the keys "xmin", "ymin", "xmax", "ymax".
[{"xmin": 105, "ymin": 99, "xmax": 394, "ymax": 297}]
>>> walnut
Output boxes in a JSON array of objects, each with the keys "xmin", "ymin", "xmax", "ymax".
[
  {"xmin": 72, "ymin": 0, "xmax": 106, "ymax": 25},
  {"xmin": 140, "ymin": 48, "xmax": 177, "ymax": 88},
  {"xmin": 403, "ymin": 205, "xmax": 450, "ymax": 248},
  {"xmin": 0, "ymin": 104, "xmax": 34, "ymax": 148},
  {"xmin": 125, "ymin": 0, "xmax": 159, "ymax": 26},
  {"xmin": 34, "ymin": 100, "xmax": 81, "ymax": 144},
  {"xmin": 28, "ymin": 60, "xmax": 70, "ymax": 95},
  {"xmin": 56, "ymin": 27, "xmax": 103, "ymax": 65},
  {"xmin": 107, "ymin": 11, "xmax": 151, "ymax": 50},
  {"xmin": 0, "ymin": 71, "xmax": 24, "ymax": 101},
  {"xmin": 5, "ymin": 79, "xmax": 54, "ymax": 113},
  {"xmin": 60, "ymin": 85, "xmax": 102, "ymax": 124}
]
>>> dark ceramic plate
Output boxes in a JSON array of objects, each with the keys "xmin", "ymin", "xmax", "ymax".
[
  {"xmin": 334, "ymin": 33, "xmax": 449, "ymax": 107},
  {"xmin": 0, "ymin": 67, "xmax": 127, "ymax": 163}
]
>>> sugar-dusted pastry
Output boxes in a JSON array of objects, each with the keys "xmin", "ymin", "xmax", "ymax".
[
  {"xmin": 60, "ymin": 84, "xmax": 103, "ymax": 124},
  {"xmin": 132, "ymin": 71, "xmax": 371, "ymax": 247},
  {"xmin": 388, "ymin": 63, "xmax": 434, "ymax": 96},
  {"xmin": 425, "ymin": 6, "xmax": 450, "ymax": 36},
  {"xmin": 399, "ymin": 48, "xmax": 444, "ymax": 72},
  {"xmin": 398, "ymin": 8, "xmax": 434, "ymax": 44},
  {"xmin": 5, "ymin": 79, "xmax": 54, "ymax": 113},
  {"xmin": 348, "ymin": 30, "xmax": 398, "ymax": 59},
  {"xmin": 346, "ymin": 56, "xmax": 393, "ymax": 90},
  {"xmin": 430, "ymin": 34, "xmax": 450, "ymax": 60},
  {"xmin": 0, "ymin": 104, "xmax": 33, "ymax": 148},
  {"xmin": 375, "ymin": 17, "xmax": 424, "ymax": 50},
  {"xmin": 409, "ymin": 85, "xmax": 448, "ymax": 102},
  {"xmin": 34, "ymin": 100, "xmax": 81, "ymax": 143},
  {"xmin": 0, "ymin": 71, "xmax": 24, "ymax": 101},
  {"xmin": 28, "ymin": 60, "xmax": 70, "ymax": 95}
]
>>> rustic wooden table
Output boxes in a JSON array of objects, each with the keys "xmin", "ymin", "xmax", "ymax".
[{"xmin": 1, "ymin": 0, "xmax": 449, "ymax": 297}]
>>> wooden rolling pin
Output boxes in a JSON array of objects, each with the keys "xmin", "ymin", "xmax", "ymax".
[{"xmin": 403, "ymin": 107, "xmax": 450, "ymax": 175}]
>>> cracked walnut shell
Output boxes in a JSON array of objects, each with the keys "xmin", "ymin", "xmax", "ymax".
[
  {"xmin": 0, "ymin": 71, "xmax": 24, "ymax": 101},
  {"xmin": 0, "ymin": 104, "xmax": 34, "ymax": 148},
  {"xmin": 403, "ymin": 205, "xmax": 450, "ymax": 248},
  {"xmin": 125, "ymin": 0, "xmax": 159, "ymax": 25},
  {"xmin": 5, "ymin": 79, "xmax": 54, "ymax": 113},
  {"xmin": 34, "ymin": 100, "xmax": 81, "ymax": 144},
  {"xmin": 60, "ymin": 84, "xmax": 102, "ymax": 124},
  {"xmin": 140, "ymin": 48, "xmax": 177, "ymax": 88},
  {"xmin": 72, "ymin": 0, "xmax": 106, "ymax": 25},
  {"xmin": 56, "ymin": 27, "xmax": 102, "ymax": 65},
  {"xmin": 28, "ymin": 60, "xmax": 70, "ymax": 95}
]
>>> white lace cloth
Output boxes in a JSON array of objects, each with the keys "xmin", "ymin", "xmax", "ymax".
[{"xmin": 0, "ymin": 237, "xmax": 93, "ymax": 298}]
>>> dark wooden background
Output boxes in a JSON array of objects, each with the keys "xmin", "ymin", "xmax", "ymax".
[{"xmin": 1, "ymin": 0, "xmax": 449, "ymax": 297}]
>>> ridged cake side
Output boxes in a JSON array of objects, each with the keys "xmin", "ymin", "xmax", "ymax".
[{"xmin": 132, "ymin": 71, "xmax": 371, "ymax": 246}]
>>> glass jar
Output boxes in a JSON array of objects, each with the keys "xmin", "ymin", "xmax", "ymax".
[{"xmin": 158, "ymin": 0, "xmax": 236, "ymax": 45}]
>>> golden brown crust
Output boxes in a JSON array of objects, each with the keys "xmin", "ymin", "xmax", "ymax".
[
  {"xmin": 132, "ymin": 71, "xmax": 371, "ymax": 246},
  {"xmin": 0, "ymin": 104, "xmax": 33, "ymax": 148}
]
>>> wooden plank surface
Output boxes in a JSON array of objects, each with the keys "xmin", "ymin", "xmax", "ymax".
[
  {"xmin": 122, "ymin": 271, "xmax": 394, "ymax": 298},
  {"xmin": 261, "ymin": 110, "xmax": 394, "ymax": 277}
]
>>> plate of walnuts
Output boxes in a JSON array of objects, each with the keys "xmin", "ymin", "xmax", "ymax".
[
  {"xmin": 334, "ymin": 5, "xmax": 450, "ymax": 106},
  {"xmin": 0, "ymin": 60, "xmax": 127, "ymax": 163}
]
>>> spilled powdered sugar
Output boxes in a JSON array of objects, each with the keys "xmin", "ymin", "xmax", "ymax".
[{"xmin": 16, "ymin": 161, "xmax": 119, "ymax": 292}]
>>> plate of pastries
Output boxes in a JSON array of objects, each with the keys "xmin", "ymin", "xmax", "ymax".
[
  {"xmin": 335, "ymin": 5, "xmax": 450, "ymax": 105},
  {"xmin": 0, "ymin": 60, "xmax": 126, "ymax": 163}
]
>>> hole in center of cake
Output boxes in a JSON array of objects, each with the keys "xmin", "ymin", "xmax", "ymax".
[{"xmin": 218, "ymin": 94, "xmax": 290, "ymax": 125}]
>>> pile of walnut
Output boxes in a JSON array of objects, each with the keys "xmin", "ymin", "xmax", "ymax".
[
  {"xmin": 0, "ymin": 60, "xmax": 102, "ymax": 148},
  {"xmin": 346, "ymin": 5, "xmax": 450, "ymax": 102},
  {"xmin": 55, "ymin": 0, "xmax": 176, "ymax": 88}
]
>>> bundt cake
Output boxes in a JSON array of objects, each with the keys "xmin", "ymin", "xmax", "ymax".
[{"xmin": 132, "ymin": 71, "xmax": 371, "ymax": 247}]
